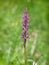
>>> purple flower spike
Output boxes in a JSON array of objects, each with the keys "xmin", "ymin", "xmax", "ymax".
[
  {"xmin": 22, "ymin": 8, "xmax": 30, "ymax": 47},
  {"xmin": 22, "ymin": 8, "xmax": 30, "ymax": 65}
]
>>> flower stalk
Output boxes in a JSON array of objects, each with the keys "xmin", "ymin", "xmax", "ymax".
[{"xmin": 22, "ymin": 8, "xmax": 30, "ymax": 65}]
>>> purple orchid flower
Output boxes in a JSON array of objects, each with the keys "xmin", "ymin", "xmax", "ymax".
[{"xmin": 22, "ymin": 8, "xmax": 30, "ymax": 47}]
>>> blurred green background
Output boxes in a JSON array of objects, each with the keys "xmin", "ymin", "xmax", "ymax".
[{"xmin": 0, "ymin": 0, "xmax": 49, "ymax": 65}]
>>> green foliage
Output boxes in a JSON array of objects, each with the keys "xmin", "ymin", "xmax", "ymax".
[{"xmin": 0, "ymin": 0, "xmax": 49, "ymax": 65}]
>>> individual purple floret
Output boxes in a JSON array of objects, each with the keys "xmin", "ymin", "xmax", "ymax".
[{"xmin": 22, "ymin": 8, "xmax": 30, "ymax": 47}]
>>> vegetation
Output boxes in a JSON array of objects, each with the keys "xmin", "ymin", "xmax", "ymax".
[{"xmin": 0, "ymin": 0, "xmax": 49, "ymax": 65}]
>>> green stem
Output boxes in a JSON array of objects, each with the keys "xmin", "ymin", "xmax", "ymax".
[
  {"xmin": 24, "ymin": 39, "xmax": 27, "ymax": 65},
  {"xmin": 24, "ymin": 46, "xmax": 27, "ymax": 65}
]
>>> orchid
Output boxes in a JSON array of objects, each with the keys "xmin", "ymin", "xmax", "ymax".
[
  {"xmin": 22, "ymin": 8, "xmax": 30, "ymax": 47},
  {"xmin": 22, "ymin": 8, "xmax": 30, "ymax": 65}
]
